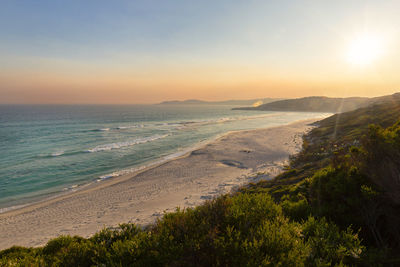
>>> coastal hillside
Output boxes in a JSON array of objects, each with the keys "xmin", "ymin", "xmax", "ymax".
[
  {"xmin": 243, "ymin": 93, "xmax": 400, "ymax": 263},
  {"xmin": 1, "ymin": 95, "xmax": 400, "ymax": 266},
  {"xmin": 233, "ymin": 93, "xmax": 400, "ymax": 113}
]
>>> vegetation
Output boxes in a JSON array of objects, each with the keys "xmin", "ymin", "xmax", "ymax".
[
  {"xmin": 0, "ymin": 194, "xmax": 364, "ymax": 266},
  {"xmin": 1, "ymin": 96, "xmax": 400, "ymax": 266},
  {"xmin": 242, "ymin": 96, "xmax": 400, "ymax": 265}
]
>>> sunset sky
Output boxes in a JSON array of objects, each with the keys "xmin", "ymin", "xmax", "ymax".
[{"xmin": 1, "ymin": 0, "xmax": 400, "ymax": 104}]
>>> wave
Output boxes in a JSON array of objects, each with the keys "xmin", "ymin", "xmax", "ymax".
[
  {"xmin": 92, "ymin": 125, "xmax": 144, "ymax": 132},
  {"xmin": 97, "ymin": 165, "xmax": 148, "ymax": 181},
  {"xmin": 0, "ymin": 204, "xmax": 29, "ymax": 214},
  {"xmin": 86, "ymin": 134, "xmax": 169, "ymax": 153},
  {"xmin": 116, "ymin": 124, "xmax": 144, "ymax": 130},
  {"xmin": 93, "ymin": 114, "xmax": 282, "ymax": 134},
  {"xmin": 38, "ymin": 150, "xmax": 70, "ymax": 158},
  {"xmin": 62, "ymin": 184, "xmax": 79, "ymax": 191},
  {"xmin": 51, "ymin": 151, "xmax": 65, "ymax": 157},
  {"xmin": 95, "ymin": 137, "xmax": 214, "ymax": 181},
  {"xmin": 91, "ymin": 128, "xmax": 110, "ymax": 132},
  {"xmin": 46, "ymin": 114, "xmax": 281, "ymax": 158},
  {"xmin": 39, "ymin": 150, "xmax": 81, "ymax": 158},
  {"xmin": 166, "ymin": 113, "xmax": 284, "ymax": 128}
]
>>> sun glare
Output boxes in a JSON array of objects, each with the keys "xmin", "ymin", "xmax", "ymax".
[{"xmin": 346, "ymin": 33, "xmax": 384, "ymax": 66}]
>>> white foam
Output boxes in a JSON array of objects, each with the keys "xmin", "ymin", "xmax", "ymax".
[
  {"xmin": 140, "ymin": 114, "xmax": 285, "ymax": 132},
  {"xmin": 168, "ymin": 113, "xmax": 284, "ymax": 129},
  {"xmin": 51, "ymin": 151, "xmax": 65, "ymax": 157},
  {"xmin": 116, "ymin": 124, "xmax": 144, "ymax": 130},
  {"xmin": 62, "ymin": 184, "xmax": 79, "ymax": 191},
  {"xmin": 86, "ymin": 134, "xmax": 169, "ymax": 153},
  {"xmin": 0, "ymin": 204, "xmax": 29, "ymax": 214},
  {"xmin": 95, "ymin": 136, "xmax": 219, "ymax": 181},
  {"xmin": 98, "ymin": 165, "xmax": 149, "ymax": 180},
  {"xmin": 93, "ymin": 128, "xmax": 110, "ymax": 132}
]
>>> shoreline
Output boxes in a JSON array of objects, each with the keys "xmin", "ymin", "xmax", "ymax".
[
  {"xmin": 0, "ymin": 118, "xmax": 319, "ymax": 250},
  {"xmin": 0, "ymin": 128, "xmax": 258, "ymax": 215},
  {"xmin": 0, "ymin": 127, "xmax": 245, "ymax": 215}
]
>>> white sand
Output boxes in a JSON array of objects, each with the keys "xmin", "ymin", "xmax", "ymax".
[{"xmin": 0, "ymin": 118, "xmax": 317, "ymax": 249}]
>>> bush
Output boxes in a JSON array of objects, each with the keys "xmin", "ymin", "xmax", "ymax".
[
  {"xmin": 302, "ymin": 217, "xmax": 364, "ymax": 266},
  {"xmin": 42, "ymin": 236, "xmax": 96, "ymax": 266}
]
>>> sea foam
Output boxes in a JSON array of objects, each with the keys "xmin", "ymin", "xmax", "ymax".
[
  {"xmin": 51, "ymin": 151, "xmax": 65, "ymax": 157},
  {"xmin": 86, "ymin": 134, "xmax": 169, "ymax": 153},
  {"xmin": 92, "ymin": 128, "xmax": 110, "ymax": 132},
  {"xmin": 116, "ymin": 124, "xmax": 144, "ymax": 130}
]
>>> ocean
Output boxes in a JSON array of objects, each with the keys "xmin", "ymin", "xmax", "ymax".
[{"xmin": 0, "ymin": 104, "xmax": 329, "ymax": 212}]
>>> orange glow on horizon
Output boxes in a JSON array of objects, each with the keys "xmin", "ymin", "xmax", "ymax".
[
  {"xmin": 1, "ymin": 47, "xmax": 399, "ymax": 104},
  {"xmin": 1, "ymin": 66, "xmax": 397, "ymax": 104}
]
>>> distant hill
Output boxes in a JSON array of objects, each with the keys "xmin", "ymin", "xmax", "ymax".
[
  {"xmin": 232, "ymin": 93, "xmax": 400, "ymax": 113},
  {"xmin": 158, "ymin": 98, "xmax": 281, "ymax": 106},
  {"xmin": 233, "ymin": 96, "xmax": 371, "ymax": 112}
]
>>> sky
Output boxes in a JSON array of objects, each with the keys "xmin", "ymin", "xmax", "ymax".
[{"xmin": 1, "ymin": 0, "xmax": 400, "ymax": 104}]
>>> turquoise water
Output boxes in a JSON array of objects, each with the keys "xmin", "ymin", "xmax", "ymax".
[{"xmin": 0, "ymin": 104, "xmax": 329, "ymax": 211}]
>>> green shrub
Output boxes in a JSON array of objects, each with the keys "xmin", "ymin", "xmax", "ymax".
[
  {"xmin": 0, "ymin": 246, "xmax": 42, "ymax": 266},
  {"xmin": 302, "ymin": 217, "xmax": 363, "ymax": 266},
  {"xmin": 281, "ymin": 196, "xmax": 311, "ymax": 222},
  {"xmin": 41, "ymin": 236, "xmax": 96, "ymax": 266}
]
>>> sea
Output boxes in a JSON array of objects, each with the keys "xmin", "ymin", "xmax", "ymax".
[{"xmin": 0, "ymin": 104, "xmax": 329, "ymax": 212}]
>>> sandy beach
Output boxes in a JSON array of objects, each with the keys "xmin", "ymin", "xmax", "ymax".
[{"xmin": 0, "ymin": 118, "xmax": 318, "ymax": 250}]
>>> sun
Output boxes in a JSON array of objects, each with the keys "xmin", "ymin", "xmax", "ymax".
[{"xmin": 346, "ymin": 33, "xmax": 384, "ymax": 66}]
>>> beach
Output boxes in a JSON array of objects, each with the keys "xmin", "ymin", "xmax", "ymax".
[{"xmin": 0, "ymin": 118, "xmax": 318, "ymax": 250}]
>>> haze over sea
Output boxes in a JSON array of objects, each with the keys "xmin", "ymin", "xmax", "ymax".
[{"xmin": 0, "ymin": 104, "xmax": 328, "ymax": 212}]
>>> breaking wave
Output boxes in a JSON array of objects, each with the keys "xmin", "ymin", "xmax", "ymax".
[{"xmin": 86, "ymin": 134, "xmax": 169, "ymax": 153}]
